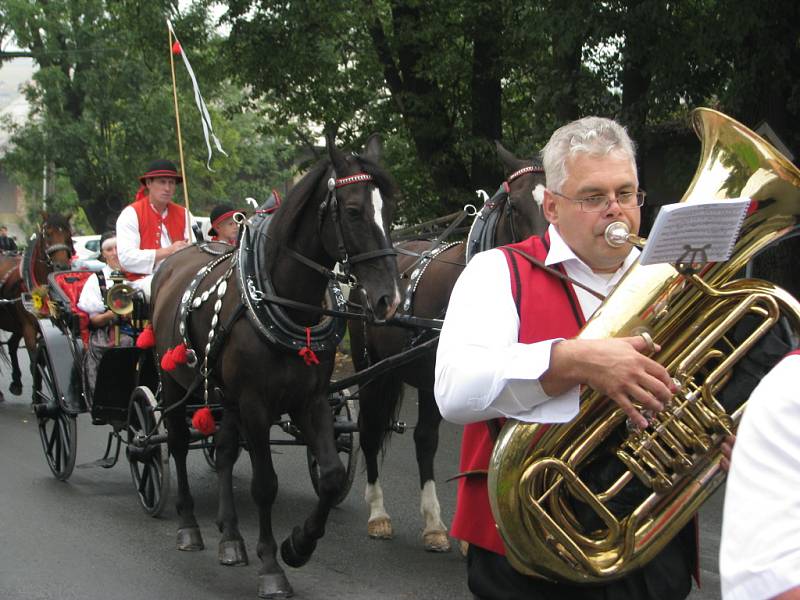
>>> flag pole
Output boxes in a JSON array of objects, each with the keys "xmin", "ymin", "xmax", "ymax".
[{"xmin": 168, "ymin": 23, "xmax": 191, "ymax": 239}]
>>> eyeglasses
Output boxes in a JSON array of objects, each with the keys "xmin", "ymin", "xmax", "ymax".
[{"xmin": 547, "ymin": 189, "xmax": 646, "ymax": 212}]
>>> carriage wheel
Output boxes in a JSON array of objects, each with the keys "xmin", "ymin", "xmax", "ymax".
[
  {"xmin": 307, "ymin": 392, "xmax": 359, "ymax": 506},
  {"xmin": 32, "ymin": 344, "xmax": 77, "ymax": 481},
  {"xmin": 127, "ymin": 386, "xmax": 170, "ymax": 517}
]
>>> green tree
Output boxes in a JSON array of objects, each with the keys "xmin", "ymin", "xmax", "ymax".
[{"xmin": 1, "ymin": 0, "xmax": 295, "ymax": 232}]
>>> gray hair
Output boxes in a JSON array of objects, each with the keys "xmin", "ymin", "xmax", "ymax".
[{"xmin": 541, "ymin": 116, "xmax": 636, "ymax": 193}]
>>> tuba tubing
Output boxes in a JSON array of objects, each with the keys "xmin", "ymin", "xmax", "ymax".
[{"xmin": 488, "ymin": 108, "xmax": 800, "ymax": 583}]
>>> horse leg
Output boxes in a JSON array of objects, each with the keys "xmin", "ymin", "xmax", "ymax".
[
  {"xmin": 280, "ymin": 394, "xmax": 345, "ymax": 568},
  {"xmin": 359, "ymin": 375, "xmax": 396, "ymax": 540},
  {"xmin": 215, "ymin": 405, "xmax": 248, "ymax": 566},
  {"xmin": 8, "ymin": 332, "xmax": 23, "ymax": 395},
  {"xmin": 163, "ymin": 377, "xmax": 204, "ymax": 551},
  {"xmin": 238, "ymin": 397, "xmax": 292, "ymax": 598},
  {"xmin": 415, "ymin": 388, "xmax": 450, "ymax": 552}
]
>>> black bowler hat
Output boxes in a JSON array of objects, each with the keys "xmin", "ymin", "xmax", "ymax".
[
  {"xmin": 138, "ymin": 159, "xmax": 183, "ymax": 184},
  {"xmin": 209, "ymin": 203, "xmax": 239, "ymax": 236}
]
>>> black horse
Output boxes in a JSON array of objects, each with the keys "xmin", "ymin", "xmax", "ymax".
[
  {"xmin": 0, "ymin": 213, "xmax": 72, "ymax": 401},
  {"xmin": 150, "ymin": 135, "xmax": 400, "ymax": 598},
  {"xmin": 348, "ymin": 142, "xmax": 547, "ymax": 551}
]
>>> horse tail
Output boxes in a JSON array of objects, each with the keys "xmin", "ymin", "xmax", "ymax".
[{"xmin": 358, "ymin": 371, "xmax": 405, "ymax": 457}]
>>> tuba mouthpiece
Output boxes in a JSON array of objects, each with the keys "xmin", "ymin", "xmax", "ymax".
[
  {"xmin": 604, "ymin": 221, "xmax": 646, "ymax": 248},
  {"xmin": 605, "ymin": 221, "xmax": 631, "ymax": 247}
]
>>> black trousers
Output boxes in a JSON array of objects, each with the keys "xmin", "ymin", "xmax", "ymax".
[{"xmin": 467, "ymin": 523, "xmax": 694, "ymax": 600}]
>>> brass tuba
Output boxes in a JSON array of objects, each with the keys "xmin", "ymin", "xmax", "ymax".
[{"xmin": 488, "ymin": 108, "xmax": 800, "ymax": 583}]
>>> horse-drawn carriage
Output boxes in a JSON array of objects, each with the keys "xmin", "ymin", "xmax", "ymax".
[{"xmin": 28, "ymin": 264, "xmax": 362, "ymax": 516}]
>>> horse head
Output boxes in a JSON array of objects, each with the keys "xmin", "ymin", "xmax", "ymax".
[
  {"xmin": 38, "ymin": 212, "xmax": 74, "ymax": 272},
  {"xmin": 322, "ymin": 134, "xmax": 401, "ymax": 321},
  {"xmin": 494, "ymin": 141, "xmax": 549, "ymax": 244}
]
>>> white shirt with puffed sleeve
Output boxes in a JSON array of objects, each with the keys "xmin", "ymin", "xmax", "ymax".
[
  {"xmin": 76, "ymin": 265, "xmax": 146, "ymax": 317},
  {"xmin": 434, "ymin": 225, "xmax": 639, "ymax": 425},
  {"xmin": 116, "ymin": 203, "xmax": 191, "ymax": 276},
  {"xmin": 720, "ymin": 353, "xmax": 800, "ymax": 600}
]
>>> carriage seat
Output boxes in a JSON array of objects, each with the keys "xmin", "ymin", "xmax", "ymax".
[{"xmin": 47, "ymin": 270, "xmax": 94, "ymax": 345}]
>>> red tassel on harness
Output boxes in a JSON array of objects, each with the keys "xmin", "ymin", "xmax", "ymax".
[
  {"xmin": 160, "ymin": 348, "xmax": 177, "ymax": 371},
  {"xmin": 192, "ymin": 406, "xmax": 216, "ymax": 436},
  {"xmin": 171, "ymin": 343, "xmax": 188, "ymax": 364},
  {"xmin": 298, "ymin": 327, "xmax": 320, "ymax": 366},
  {"xmin": 136, "ymin": 324, "xmax": 155, "ymax": 349}
]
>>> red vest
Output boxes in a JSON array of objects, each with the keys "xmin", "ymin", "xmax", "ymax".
[
  {"xmin": 451, "ymin": 234, "xmax": 584, "ymax": 554},
  {"xmin": 131, "ymin": 197, "xmax": 187, "ymax": 250}
]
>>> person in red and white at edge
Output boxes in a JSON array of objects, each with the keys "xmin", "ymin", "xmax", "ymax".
[
  {"xmin": 720, "ymin": 349, "xmax": 800, "ymax": 600},
  {"xmin": 208, "ymin": 203, "xmax": 241, "ymax": 245},
  {"xmin": 434, "ymin": 117, "xmax": 701, "ymax": 600},
  {"xmin": 116, "ymin": 159, "xmax": 191, "ymax": 299}
]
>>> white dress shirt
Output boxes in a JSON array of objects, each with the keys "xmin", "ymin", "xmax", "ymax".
[
  {"xmin": 720, "ymin": 353, "xmax": 800, "ymax": 600},
  {"xmin": 116, "ymin": 202, "xmax": 191, "ymax": 275},
  {"xmin": 434, "ymin": 225, "xmax": 639, "ymax": 425},
  {"xmin": 76, "ymin": 265, "xmax": 146, "ymax": 316}
]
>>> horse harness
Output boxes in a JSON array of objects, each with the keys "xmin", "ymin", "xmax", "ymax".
[
  {"xmin": 170, "ymin": 171, "xmax": 397, "ymax": 403},
  {"xmin": 466, "ymin": 163, "xmax": 544, "ymax": 263}
]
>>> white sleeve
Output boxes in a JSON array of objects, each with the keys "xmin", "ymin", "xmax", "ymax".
[
  {"xmin": 433, "ymin": 249, "xmax": 580, "ymax": 425},
  {"xmin": 77, "ymin": 274, "xmax": 105, "ymax": 316},
  {"xmin": 116, "ymin": 206, "xmax": 156, "ymax": 275},
  {"xmin": 720, "ymin": 355, "xmax": 800, "ymax": 600}
]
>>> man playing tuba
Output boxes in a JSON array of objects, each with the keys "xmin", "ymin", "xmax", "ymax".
[{"xmin": 434, "ymin": 117, "xmax": 695, "ymax": 599}]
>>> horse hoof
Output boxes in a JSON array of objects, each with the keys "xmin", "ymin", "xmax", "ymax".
[
  {"xmin": 367, "ymin": 516, "xmax": 393, "ymax": 539},
  {"xmin": 176, "ymin": 527, "xmax": 204, "ymax": 551},
  {"xmin": 9, "ymin": 382, "xmax": 22, "ymax": 396},
  {"xmin": 218, "ymin": 539, "xmax": 248, "ymax": 566},
  {"xmin": 280, "ymin": 526, "xmax": 316, "ymax": 568},
  {"xmin": 423, "ymin": 530, "xmax": 451, "ymax": 552},
  {"xmin": 257, "ymin": 572, "xmax": 293, "ymax": 599}
]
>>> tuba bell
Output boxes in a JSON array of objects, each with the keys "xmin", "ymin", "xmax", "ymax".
[{"xmin": 488, "ymin": 108, "xmax": 800, "ymax": 583}]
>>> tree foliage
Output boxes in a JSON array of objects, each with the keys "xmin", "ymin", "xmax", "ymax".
[
  {"xmin": 223, "ymin": 0, "xmax": 799, "ymax": 223},
  {"xmin": 1, "ymin": 0, "xmax": 295, "ymax": 233}
]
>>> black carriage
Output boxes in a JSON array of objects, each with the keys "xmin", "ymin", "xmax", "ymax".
[
  {"xmin": 28, "ymin": 268, "xmax": 360, "ymax": 515},
  {"xmin": 29, "ymin": 269, "xmax": 171, "ymax": 515}
]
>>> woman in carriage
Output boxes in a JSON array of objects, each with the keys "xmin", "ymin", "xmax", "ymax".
[{"xmin": 77, "ymin": 231, "xmax": 146, "ymax": 399}]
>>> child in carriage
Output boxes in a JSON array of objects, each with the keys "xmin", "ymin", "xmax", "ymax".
[
  {"xmin": 208, "ymin": 203, "xmax": 242, "ymax": 245},
  {"xmin": 77, "ymin": 231, "xmax": 146, "ymax": 400}
]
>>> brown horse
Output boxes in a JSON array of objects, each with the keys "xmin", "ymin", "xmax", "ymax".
[
  {"xmin": 348, "ymin": 142, "xmax": 548, "ymax": 552},
  {"xmin": 0, "ymin": 213, "xmax": 73, "ymax": 401},
  {"xmin": 150, "ymin": 135, "xmax": 400, "ymax": 598}
]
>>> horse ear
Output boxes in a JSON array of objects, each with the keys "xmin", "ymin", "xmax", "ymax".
[
  {"xmin": 363, "ymin": 133, "xmax": 383, "ymax": 163},
  {"xmin": 495, "ymin": 140, "xmax": 529, "ymax": 174},
  {"xmin": 65, "ymin": 212, "xmax": 73, "ymax": 223},
  {"xmin": 326, "ymin": 133, "xmax": 348, "ymax": 175},
  {"xmin": 40, "ymin": 209, "xmax": 48, "ymax": 222}
]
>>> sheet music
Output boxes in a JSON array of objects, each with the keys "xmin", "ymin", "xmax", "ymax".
[{"xmin": 638, "ymin": 197, "xmax": 751, "ymax": 266}]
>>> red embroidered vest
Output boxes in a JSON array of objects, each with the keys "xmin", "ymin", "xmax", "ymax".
[
  {"xmin": 131, "ymin": 197, "xmax": 187, "ymax": 250},
  {"xmin": 450, "ymin": 234, "xmax": 584, "ymax": 555}
]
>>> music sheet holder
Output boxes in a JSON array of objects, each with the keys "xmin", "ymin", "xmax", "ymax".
[{"xmin": 638, "ymin": 197, "xmax": 751, "ymax": 268}]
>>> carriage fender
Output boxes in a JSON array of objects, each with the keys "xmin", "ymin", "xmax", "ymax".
[{"xmin": 35, "ymin": 318, "xmax": 86, "ymax": 415}]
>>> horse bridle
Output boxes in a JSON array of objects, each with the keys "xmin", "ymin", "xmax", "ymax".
[
  {"xmin": 502, "ymin": 164, "xmax": 544, "ymax": 244},
  {"xmin": 37, "ymin": 223, "xmax": 73, "ymax": 268},
  {"xmin": 318, "ymin": 171, "xmax": 397, "ymax": 278},
  {"xmin": 284, "ymin": 169, "xmax": 397, "ymax": 287}
]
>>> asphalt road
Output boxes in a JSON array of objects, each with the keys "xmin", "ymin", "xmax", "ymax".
[{"xmin": 0, "ymin": 350, "xmax": 725, "ymax": 600}]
